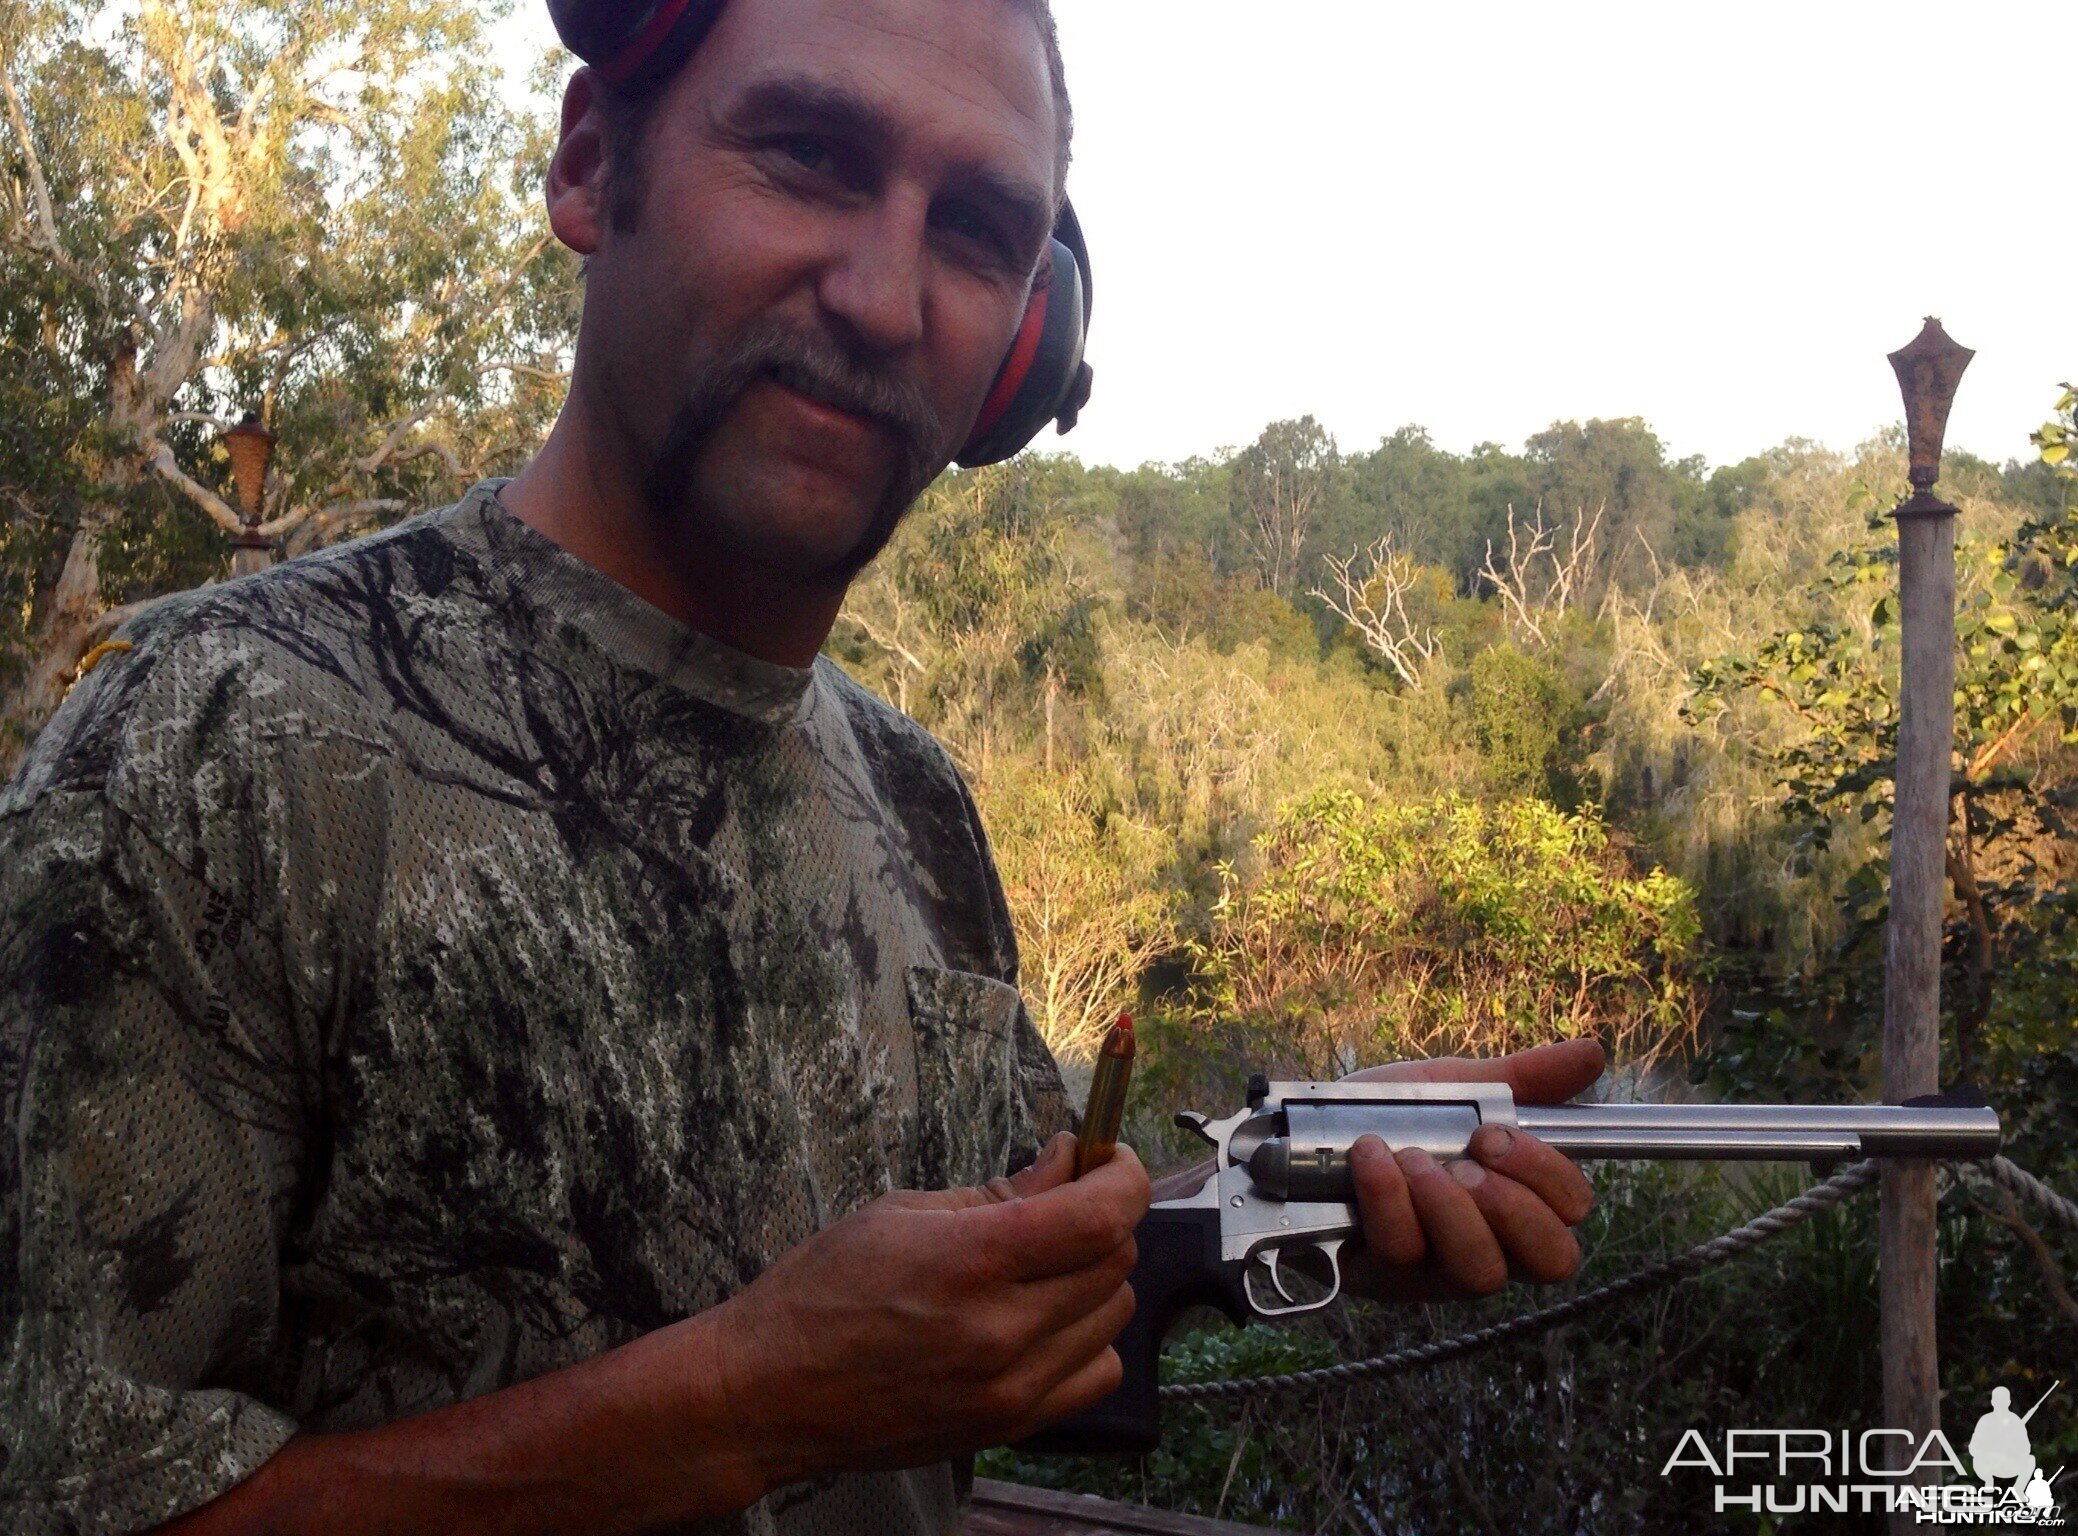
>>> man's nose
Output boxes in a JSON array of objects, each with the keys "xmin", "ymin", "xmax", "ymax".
[{"xmin": 817, "ymin": 195, "xmax": 928, "ymax": 358}]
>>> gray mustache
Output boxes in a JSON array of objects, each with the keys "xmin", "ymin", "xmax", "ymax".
[{"xmin": 730, "ymin": 325, "xmax": 944, "ymax": 458}]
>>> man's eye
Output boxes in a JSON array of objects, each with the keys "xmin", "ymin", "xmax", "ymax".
[
  {"xmin": 937, "ymin": 205, "xmax": 1007, "ymax": 258},
  {"xmin": 779, "ymin": 135, "xmax": 833, "ymax": 172}
]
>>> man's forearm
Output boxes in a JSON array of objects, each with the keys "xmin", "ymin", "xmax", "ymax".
[{"xmin": 153, "ymin": 1311, "xmax": 770, "ymax": 1536}]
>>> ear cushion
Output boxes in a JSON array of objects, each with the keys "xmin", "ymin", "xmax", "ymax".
[{"xmin": 957, "ymin": 207, "xmax": 1094, "ymax": 468}]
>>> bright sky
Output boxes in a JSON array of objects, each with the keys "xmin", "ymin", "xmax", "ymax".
[{"xmin": 492, "ymin": 0, "xmax": 2074, "ymax": 474}]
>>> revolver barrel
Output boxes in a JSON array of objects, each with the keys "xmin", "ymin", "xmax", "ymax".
[{"xmin": 1514, "ymin": 1098, "xmax": 2001, "ymax": 1162}]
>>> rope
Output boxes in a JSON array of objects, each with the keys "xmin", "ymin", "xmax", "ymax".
[
  {"xmin": 1159, "ymin": 1152, "xmax": 2077, "ymax": 1405},
  {"xmin": 1983, "ymin": 1154, "xmax": 2078, "ymax": 1233}
]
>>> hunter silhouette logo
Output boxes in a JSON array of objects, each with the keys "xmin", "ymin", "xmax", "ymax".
[{"xmin": 1970, "ymin": 1383, "xmax": 2062, "ymax": 1516}]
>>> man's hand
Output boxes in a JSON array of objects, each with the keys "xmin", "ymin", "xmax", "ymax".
[
  {"xmin": 705, "ymin": 1131, "xmax": 1151, "ymax": 1487},
  {"xmin": 1338, "ymin": 1038, "xmax": 1604, "ymax": 1301},
  {"xmin": 147, "ymin": 1134, "xmax": 1146, "ymax": 1536}
]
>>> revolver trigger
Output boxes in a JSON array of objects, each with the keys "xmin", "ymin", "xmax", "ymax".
[
  {"xmin": 1174, "ymin": 1111, "xmax": 1217, "ymax": 1147},
  {"xmin": 1265, "ymin": 1247, "xmax": 1296, "ymax": 1304}
]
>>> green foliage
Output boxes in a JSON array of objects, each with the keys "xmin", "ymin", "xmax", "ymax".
[
  {"xmin": 979, "ymin": 756, "xmax": 1177, "ymax": 1059},
  {"xmin": 1469, "ymin": 642, "xmax": 1575, "ymax": 799},
  {"xmin": 1141, "ymin": 789, "xmax": 1700, "ymax": 1112},
  {"xmin": 2031, "ymin": 383, "xmax": 2076, "ymax": 482}
]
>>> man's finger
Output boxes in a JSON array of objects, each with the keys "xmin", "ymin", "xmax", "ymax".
[
  {"xmin": 1448, "ymin": 1161, "xmax": 1583, "ymax": 1284},
  {"xmin": 1008, "ymin": 1277, "xmax": 1137, "ymax": 1408},
  {"xmin": 1018, "ymin": 1339, "xmax": 1128, "ymax": 1438},
  {"xmin": 1012, "ymin": 1228, "xmax": 1141, "ymax": 1337},
  {"xmin": 972, "ymin": 1143, "xmax": 1151, "ymax": 1282},
  {"xmin": 1468, "ymin": 1124, "xmax": 1594, "ymax": 1225},
  {"xmin": 1396, "ymin": 1147, "xmax": 1508, "ymax": 1296},
  {"xmin": 1350, "ymin": 1133, "xmax": 1424, "ymax": 1267},
  {"xmin": 1344, "ymin": 1037, "xmax": 1607, "ymax": 1105}
]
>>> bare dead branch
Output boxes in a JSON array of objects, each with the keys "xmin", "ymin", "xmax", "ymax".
[
  {"xmin": 1312, "ymin": 533, "xmax": 1440, "ymax": 689},
  {"xmin": 1971, "ymin": 1182, "xmax": 2078, "ymax": 1328},
  {"xmin": 483, "ymin": 360, "xmax": 572, "ymax": 384},
  {"xmin": 1479, "ymin": 500, "xmax": 1604, "ymax": 647},
  {"xmin": 840, "ymin": 610, "xmax": 927, "ymax": 678},
  {"xmin": 143, "ymin": 439, "xmax": 245, "ymax": 533}
]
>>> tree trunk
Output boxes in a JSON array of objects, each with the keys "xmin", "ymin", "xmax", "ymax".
[
  {"xmin": 1044, "ymin": 665, "xmax": 1058, "ymax": 774},
  {"xmin": 1, "ymin": 519, "xmax": 110, "ymax": 771},
  {"xmin": 1945, "ymin": 790, "xmax": 1995, "ymax": 1083}
]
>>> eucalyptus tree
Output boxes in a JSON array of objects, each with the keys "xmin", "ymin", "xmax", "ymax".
[
  {"xmin": 1230, "ymin": 415, "xmax": 1338, "ymax": 599},
  {"xmin": 0, "ymin": 0, "xmax": 577, "ymax": 766}
]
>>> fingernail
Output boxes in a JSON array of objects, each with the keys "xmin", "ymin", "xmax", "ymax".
[
  {"xmin": 1479, "ymin": 1127, "xmax": 1515, "ymax": 1158},
  {"xmin": 1450, "ymin": 1158, "xmax": 1487, "ymax": 1190},
  {"xmin": 1396, "ymin": 1148, "xmax": 1438, "ymax": 1176},
  {"xmin": 1353, "ymin": 1134, "xmax": 1386, "ymax": 1162}
]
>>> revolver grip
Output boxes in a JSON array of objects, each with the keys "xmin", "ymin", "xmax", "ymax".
[{"xmin": 1014, "ymin": 1203, "xmax": 1251, "ymax": 1455}]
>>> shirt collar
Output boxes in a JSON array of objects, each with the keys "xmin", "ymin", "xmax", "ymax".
[{"xmin": 434, "ymin": 477, "xmax": 820, "ymax": 727}]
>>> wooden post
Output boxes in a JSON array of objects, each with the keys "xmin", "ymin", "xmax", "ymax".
[{"xmin": 1881, "ymin": 318, "xmax": 1972, "ymax": 1529}]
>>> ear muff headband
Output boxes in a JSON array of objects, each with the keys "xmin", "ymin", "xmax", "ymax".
[
  {"xmin": 957, "ymin": 203, "xmax": 1095, "ymax": 468},
  {"xmin": 548, "ymin": 0, "xmax": 729, "ymax": 95}
]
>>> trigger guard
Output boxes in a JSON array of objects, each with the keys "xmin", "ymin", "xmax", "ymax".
[{"xmin": 1242, "ymin": 1243, "xmax": 1344, "ymax": 1318}]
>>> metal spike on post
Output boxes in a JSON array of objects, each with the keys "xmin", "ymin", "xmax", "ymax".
[{"xmin": 1882, "ymin": 316, "xmax": 1972, "ymax": 1527}]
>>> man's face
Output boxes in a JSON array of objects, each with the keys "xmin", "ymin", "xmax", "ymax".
[{"xmin": 569, "ymin": 0, "xmax": 1059, "ymax": 581}]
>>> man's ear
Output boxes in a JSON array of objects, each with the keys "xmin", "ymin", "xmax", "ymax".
[{"xmin": 547, "ymin": 65, "xmax": 609, "ymax": 258}]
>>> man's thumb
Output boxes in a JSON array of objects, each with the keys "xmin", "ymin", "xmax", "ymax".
[
  {"xmin": 1003, "ymin": 1130, "xmax": 1078, "ymax": 1199},
  {"xmin": 880, "ymin": 1132, "xmax": 1078, "ymax": 1212}
]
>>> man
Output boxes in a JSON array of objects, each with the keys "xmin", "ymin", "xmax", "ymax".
[{"xmin": 0, "ymin": 1, "xmax": 1603, "ymax": 1532}]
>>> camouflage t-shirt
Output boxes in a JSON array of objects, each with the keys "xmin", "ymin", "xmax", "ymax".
[{"xmin": 0, "ymin": 477, "xmax": 1075, "ymax": 1536}]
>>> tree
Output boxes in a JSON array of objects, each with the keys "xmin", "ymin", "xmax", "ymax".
[
  {"xmin": 1471, "ymin": 643, "xmax": 1573, "ymax": 799},
  {"xmin": 1522, "ymin": 417, "xmax": 1715, "ymax": 582},
  {"xmin": 977, "ymin": 759, "xmax": 1175, "ymax": 1061},
  {"xmin": 1230, "ymin": 415, "xmax": 1337, "ymax": 598},
  {"xmin": 0, "ymin": 0, "xmax": 577, "ymax": 766},
  {"xmin": 1690, "ymin": 505, "xmax": 2078, "ymax": 1084},
  {"xmin": 837, "ymin": 460, "xmax": 1103, "ymax": 773},
  {"xmin": 1338, "ymin": 425, "xmax": 1489, "ymax": 587}
]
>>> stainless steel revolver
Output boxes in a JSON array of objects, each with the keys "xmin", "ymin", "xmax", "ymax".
[{"xmin": 1023, "ymin": 1075, "xmax": 2001, "ymax": 1454}]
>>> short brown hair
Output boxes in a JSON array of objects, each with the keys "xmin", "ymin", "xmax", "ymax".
[{"xmin": 590, "ymin": 0, "xmax": 1073, "ymax": 245}]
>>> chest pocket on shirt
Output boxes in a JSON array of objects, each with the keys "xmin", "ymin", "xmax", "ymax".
[{"xmin": 907, "ymin": 965, "xmax": 1040, "ymax": 1192}]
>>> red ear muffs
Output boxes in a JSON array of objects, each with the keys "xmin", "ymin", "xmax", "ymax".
[
  {"xmin": 551, "ymin": 0, "xmax": 730, "ymax": 95},
  {"xmin": 957, "ymin": 203, "xmax": 1094, "ymax": 468}
]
